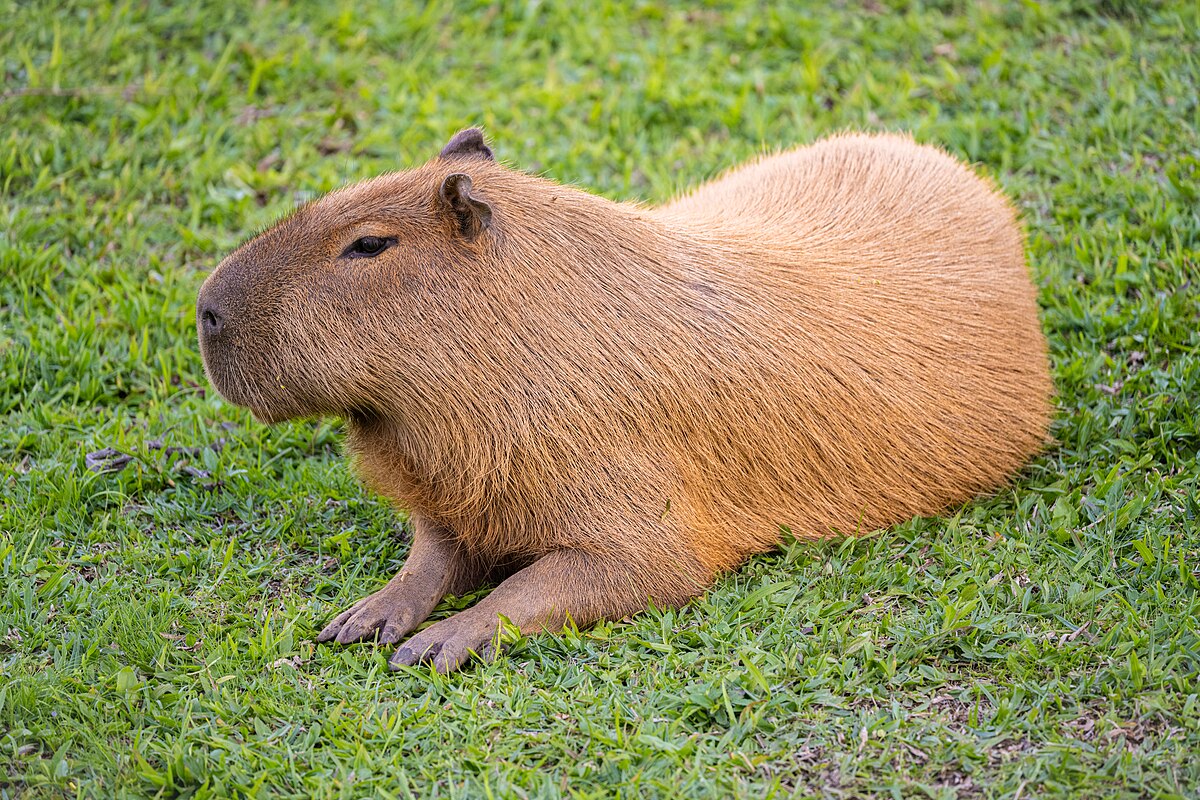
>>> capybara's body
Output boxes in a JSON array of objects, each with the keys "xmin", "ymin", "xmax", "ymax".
[{"xmin": 197, "ymin": 130, "xmax": 1052, "ymax": 672}]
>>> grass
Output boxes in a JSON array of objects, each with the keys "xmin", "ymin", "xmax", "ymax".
[{"xmin": 2, "ymin": 0, "xmax": 1198, "ymax": 797}]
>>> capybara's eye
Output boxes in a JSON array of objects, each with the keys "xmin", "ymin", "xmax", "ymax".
[{"xmin": 342, "ymin": 236, "xmax": 396, "ymax": 259}]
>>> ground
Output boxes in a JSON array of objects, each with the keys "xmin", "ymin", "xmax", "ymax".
[{"xmin": 2, "ymin": 1, "xmax": 1198, "ymax": 798}]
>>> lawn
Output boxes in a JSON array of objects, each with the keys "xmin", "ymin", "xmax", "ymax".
[{"xmin": 2, "ymin": 1, "xmax": 1199, "ymax": 797}]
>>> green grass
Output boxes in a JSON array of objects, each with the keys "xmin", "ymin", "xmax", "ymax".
[{"xmin": 2, "ymin": 0, "xmax": 1199, "ymax": 797}]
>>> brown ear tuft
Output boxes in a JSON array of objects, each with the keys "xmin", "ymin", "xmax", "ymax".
[
  {"xmin": 439, "ymin": 128, "xmax": 494, "ymax": 161},
  {"xmin": 439, "ymin": 173, "xmax": 493, "ymax": 240}
]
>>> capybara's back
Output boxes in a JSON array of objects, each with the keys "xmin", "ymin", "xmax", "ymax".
[
  {"xmin": 198, "ymin": 129, "xmax": 1053, "ymax": 672},
  {"xmin": 651, "ymin": 133, "xmax": 1053, "ymax": 571}
]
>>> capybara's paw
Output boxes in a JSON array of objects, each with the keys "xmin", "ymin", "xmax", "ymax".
[
  {"xmin": 316, "ymin": 589, "xmax": 426, "ymax": 646},
  {"xmin": 389, "ymin": 613, "xmax": 498, "ymax": 674}
]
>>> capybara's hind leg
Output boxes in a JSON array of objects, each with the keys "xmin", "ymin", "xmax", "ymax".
[
  {"xmin": 388, "ymin": 546, "xmax": 706, "ymax": 673},
  {"xmin": 317, "ymin": 515, "xmax": 486, "ymax": 646}
]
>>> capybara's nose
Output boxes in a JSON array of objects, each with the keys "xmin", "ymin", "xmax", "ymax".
[{"xmin": 199, "ymin": 303, "xmax": 225, "ymax": 338}]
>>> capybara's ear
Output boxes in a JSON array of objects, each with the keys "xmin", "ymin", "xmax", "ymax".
[
  {"xmin": 439, "ymin": 173, "xmax": 493, "ymax": 240},
  {"xmin": 439, "ymin": 128, "xmax": 494, "ymax": 161}
]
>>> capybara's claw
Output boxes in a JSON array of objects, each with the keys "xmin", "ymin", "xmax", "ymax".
[
  {"xmin": 388, "ymin": 641, "xmax": 438, "ymax": 670},
  {"xmin": 316, "ymin": 590, "xmax": 422, "ymax": 646},
  {"xmin": 315, "ymin": 601, "xmax": 363, "ymax": 643},
  {"xmin": 389, "ymin": 614, "xmax": 497, "ymax": 674}
]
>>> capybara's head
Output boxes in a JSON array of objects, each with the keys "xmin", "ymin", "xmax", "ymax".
[{"xmin": 196, "ymin": 129, "xmax": 502, "ymax": 422}]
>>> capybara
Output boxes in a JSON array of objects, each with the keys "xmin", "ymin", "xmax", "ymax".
[{"xmin": 196, "ymin": 128, "xmax": 1052, "ymax": 673}]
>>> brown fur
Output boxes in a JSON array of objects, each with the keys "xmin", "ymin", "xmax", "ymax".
[{"xmin": 197, "ymin": 130, "xmax": 1053, "ymax": 672}]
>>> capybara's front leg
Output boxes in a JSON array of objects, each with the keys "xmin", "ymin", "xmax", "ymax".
[
  {"xmin": 317, "ymin": 516, "xmax": 485, "ymax": 646},
  {"xmin": 388, "ymin": 547, "xmax": 704, "ymax": 673}
]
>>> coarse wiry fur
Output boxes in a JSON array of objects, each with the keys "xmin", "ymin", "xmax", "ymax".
[{"xmin": 197, "ymin": 129, "xmax": 1053, "ymax": 672}]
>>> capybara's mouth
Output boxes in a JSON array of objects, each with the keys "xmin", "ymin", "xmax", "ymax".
[
  {"xmin": 217, "ymin": 376, "xmax": 304, "ymax": 424},
  {"xmin": 201, "ymin": 343, "xmax": 316, "ymax": 424},
  {"xmin": 246, "ymin": 403, "xmax": 297, "ymax": 425},
  {"xmin": 200, "ymin": 353, "xmax": 273, "ymax": 419}
]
